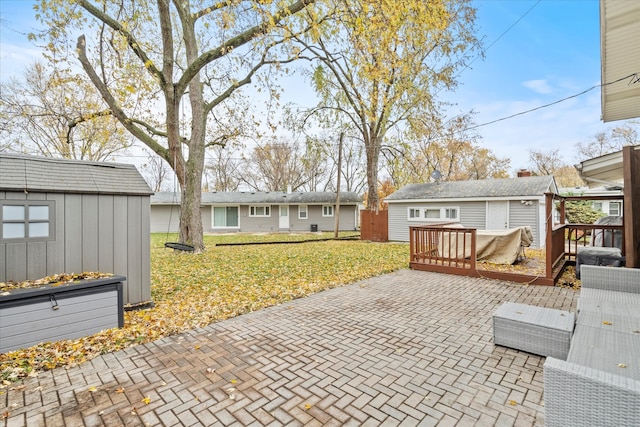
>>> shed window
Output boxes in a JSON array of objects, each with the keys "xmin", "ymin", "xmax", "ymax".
[
  {"xmin": 322, "ymin": 205, "xmax": 334, "ymax": 217},
  {"xmin": 407, "ymin": 206, "xmax": 459, "ymax": 222},
  {"xmin": 1, "ymin": 202, "xmax": 54, "ymax": 241},
  {"xmin": 249, "ymin": 205, "xmax": 270, "ymax": 217},
  {"xmin": 298, "ymin": 205, "xmax": 308, "ymax": 219}
]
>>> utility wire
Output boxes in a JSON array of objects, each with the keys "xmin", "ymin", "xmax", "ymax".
[
  {"xmin": 451, "ymin": 0, "xmax": 542, "ymax": 84},
  {"xmin": 463, "ymin": 72, "xmax": 639, "ymax": 132}
]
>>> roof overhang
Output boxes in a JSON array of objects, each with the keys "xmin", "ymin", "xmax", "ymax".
[
  {"xmin": 600, "ymin": 0, "xmax": 640, "ymax": 122},
  {"xmin": 575, "ymin": 145, "xmax": 640, "ymax": 188}
]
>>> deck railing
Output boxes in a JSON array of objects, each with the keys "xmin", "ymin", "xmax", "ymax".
[
  {"xmin": 410, "ymin": 193, "xmax": 625, "ymax": 286},
  {"xmin": 409, "ymin": 222, "xmax": 476, "ymax": 271}
]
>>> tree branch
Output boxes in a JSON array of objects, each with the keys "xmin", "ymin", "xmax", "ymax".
[
  {"xmin": 78, "ymin": 0, "xmax": 166, "ymax": 87},
  {"xmin": 178, "ymin": 0, "xmax": 316, "ymax": 93},
  {"xmin": 76, "ymin": 35, "xmax": 168, "ymax": 160}
]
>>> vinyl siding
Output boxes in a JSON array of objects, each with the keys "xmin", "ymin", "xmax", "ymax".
[
  {"xmin": 389, "ymin": 201, "xmax": 486, "ymax": 242},
  {"xmin": 509, "ymin": 200, "xmax": 541, "ymax": 248},
  {"xmin": 388, "ymin": 200, "xmax": 543, "ymax": 247},
  {"xmin": 150, "ymin": 203, "xmax": 359, "ymax": 233}
]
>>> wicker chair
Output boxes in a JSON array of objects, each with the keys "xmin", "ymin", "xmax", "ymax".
[{"xmin": 544, "ymin": 265, "xmax": 640, "ymax": 427}]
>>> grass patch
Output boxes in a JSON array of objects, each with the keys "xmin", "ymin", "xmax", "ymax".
[{"xmin": 1, "ymin": 234, "xmax": 408, "ymax": 381}]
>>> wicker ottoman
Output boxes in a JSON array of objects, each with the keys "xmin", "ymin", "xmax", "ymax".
[{"xmin": 493, "ymin": 303, "xmax": 575, "ymax": 360}]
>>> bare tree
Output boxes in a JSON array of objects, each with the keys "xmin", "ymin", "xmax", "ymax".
[
  {"xmin": 240, "ymin": 140, "xmax": 307, "ymax": 191},
  {"xmin": 141, "ymin": 150, "xmax": 172, "ymax": 192},
  {"xmin": 206, "ymin": 145, "xmax": 243, "ymax": 192},
  {"xmin": 529, "ymin": 148, "xmax": 564, "ymax": 176},
  {"xmin": 575, "ymin": 122, "xmax": 639, "ymax": 161},
  {"xmin": 0, "ymin": 62, "xmax": 130, "ymax": 161}
]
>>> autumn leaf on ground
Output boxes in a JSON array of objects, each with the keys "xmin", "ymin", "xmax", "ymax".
[
  {"xmin": 0, "ymin": 234, "xmax": 409, "ymax": 381},
  {"xmin": 115, "ymin": 387, "xmax": 125, "ymax": 394},
  {"xmin": 206, "ymin": 368, "xmax": 216, "ymax": 373},
  {"xmin": 304, "ymin": 403, "xmax": 312, "ymax": 410},
  {"xmin": 508, "ymin": 400, "xmax": 518, "ymax": 406},
  {"xmin": 88, "ymin": 386, "xmax": 97, "ymax": 392},
  {"xmin": 142, "ymin": 396, "xmax": 151, "ymax": 404}
]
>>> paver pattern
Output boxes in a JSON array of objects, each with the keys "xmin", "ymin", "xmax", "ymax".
[{"xmin": 1, "ymin": 269, "xmax": 579, "ymax": 426}]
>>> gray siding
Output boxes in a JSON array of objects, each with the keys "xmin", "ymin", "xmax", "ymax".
[
  {"xmin": 509, "ymin": 200, "xmax": 541, "ymax": 248},
  {"xmin": 150, "ymin": 204, "xmax": 359, "ymax": 233},
  {"xmin": 1, "ymin": 191, "xmax": 150, "ymax": 305},
  {"xmin": 459, "ymin": 202, "xmax": 486, "ymax": 229},
  {"xmin": 388, "ymin": 201, "xmax": 486, "ymax": 242},
  {"xmin": 389, "ymin": 199, "xmax": 543, "ymax": 248}
]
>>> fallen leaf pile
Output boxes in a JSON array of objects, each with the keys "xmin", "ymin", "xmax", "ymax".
[
  {"xmin": 0, "ymin": 233, "xmax": 408, "ymax": 381},
  {"xmin": 0, "ymin": 272, "xmax": 114, "ymax": 293}
]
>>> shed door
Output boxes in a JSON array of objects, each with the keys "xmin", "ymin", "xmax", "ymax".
[
  {"xmin": 279, "ymin": 206, "xmax": 289, "ymax": 230},
  {"xmin": 487, "ymin": 201, "xmax": 509, "ymax": 230}
]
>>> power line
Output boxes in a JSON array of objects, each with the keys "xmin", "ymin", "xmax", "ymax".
[
  {"xmin": 463, "ymin": 72, "xmax": 639, "ymax": 132},
  {"xmin": 452, "ymin": 0, "xmax": 542, "ymax": 83}
]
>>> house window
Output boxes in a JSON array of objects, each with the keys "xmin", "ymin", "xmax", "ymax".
[
  {"xmin": 1, "ymin": 201, "xmax": 54, "ymax": 241},
  {"xmin": 249, "ymin": 205, "xmax": 270, "ymax": 217},
  {"xmin": 593, "ymin": 202, "xmax": 603, "ymax": 212},
  {"xmin": 408, "ymin": 208, "xmax": 421, "ymax": 220},
  {"xmin": 213, "ymin": 206, "xmax": 239, "ymax": 227},
  {"xmin": 298, "ymin": 205, "xmax": 308, "ymax": 219},
  {"xmin": 322, "ymin": 205, "xmax": 334, "ymax": 217},
  {"xmin": 609, "ymin": 202, "xmax": 621, "ymax": 216},
  {"xmin": 407, "ymin": 206, "xmax": 459, "ymax": 222}
]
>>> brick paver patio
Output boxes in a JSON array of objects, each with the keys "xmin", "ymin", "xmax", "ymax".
[{"xmin": 1, "ymin": 269, "xmax": 578, "ymax": 426}]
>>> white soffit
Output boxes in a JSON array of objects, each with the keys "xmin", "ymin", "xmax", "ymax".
[
  {"xmin": 575, "ymin": 149, "xmax": 624, "ymax": 188},
  {"xmin": 600, "ymin": 0, "xmax": 640, "ymax": 122}
]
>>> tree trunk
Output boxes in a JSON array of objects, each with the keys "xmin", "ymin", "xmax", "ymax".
[{"xmin": 365, "ymin": 134, "xmax": 380, "ymax": 211}]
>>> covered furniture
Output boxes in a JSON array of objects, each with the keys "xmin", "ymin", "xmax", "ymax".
[{"xmin": 575, "ymin": 246, "xmax": 624, "ymax": 278}]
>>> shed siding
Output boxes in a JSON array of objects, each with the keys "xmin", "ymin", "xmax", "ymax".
[
  {"xmin": 459, "ymin": 202, "xmax": 486, "ymax": 229},
  {"xmin": 82, "ymin": 195, "xmax": 100, "ymax": 272},
  {"xmin": 98, "ymin": 195, "xmax": 115, "ymax": 274},
  {"xmin": 26, "ymin": 242, "xmax": 47, "ymax": 281},
  {"xmin": 1, "ymin": 191, "xmax": 150, "ymax": 305},
  {"xmin": 509, "ymin": 200, "xmax": 540, "ymax": 247},
  {"xmin": 127, "ymin": 197, "xmax": 142, "ymax": 304},
  {"xmin": 46, "ymin": 193, "xmax": 65, "ymax": 274},
  {"xmin": 64, "ymin": 194, "xmax": 83, "ymax": 273}
]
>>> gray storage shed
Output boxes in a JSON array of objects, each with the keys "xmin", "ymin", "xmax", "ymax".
[{"xmin": 0, "ymin": 154, "xmax": 153, "ymax": 305}]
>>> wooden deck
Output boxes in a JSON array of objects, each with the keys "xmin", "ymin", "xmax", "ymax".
[{"xmin": 410, "ymin": 193, "xmax": 625, "ymax": 286}]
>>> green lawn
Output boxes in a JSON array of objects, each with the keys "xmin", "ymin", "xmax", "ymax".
[{"xmin": 1, "ymin": 234, "xmax": 408, "ymax": 381}]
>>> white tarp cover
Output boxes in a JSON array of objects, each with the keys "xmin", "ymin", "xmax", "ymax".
[{"xmin": 439, "ymin": 226, "xmax": 533, "ymax": 265}]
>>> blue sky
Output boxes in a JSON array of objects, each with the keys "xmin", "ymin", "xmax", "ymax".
[{"xmin": 0, "ymin": 0, "xmax": 632, "ymax": 173}]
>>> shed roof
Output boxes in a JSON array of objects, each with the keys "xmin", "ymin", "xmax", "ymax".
[
  {"xmin": 0, "ymin": 153, "xmax": 153, "ymax": 196},
  {"xmin": 385, "ymin": 176, "xmax": 557, "ymax": 202},
  {"xmin": 152, "ymin": 191, "xmax": 362, "ymax": 205}
]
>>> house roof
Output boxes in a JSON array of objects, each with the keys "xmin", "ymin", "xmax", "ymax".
[
  {"xmin": 574, "ymin": 146, "xmax": 640, "ymax": 188},
  {"xmin": 0, "ymin": 153, "xmax": 153, "ymax": 196},
  {"xmin": 385, "ymin": 176, "xmax": 557, "ymax": 202},
  {"xmin": 151, "ymin": 191, "xmax": 362, "ymax": 205},
  {"xmin": 600, "ymin": 0, "xmax": 640, "ymax": 122}
]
